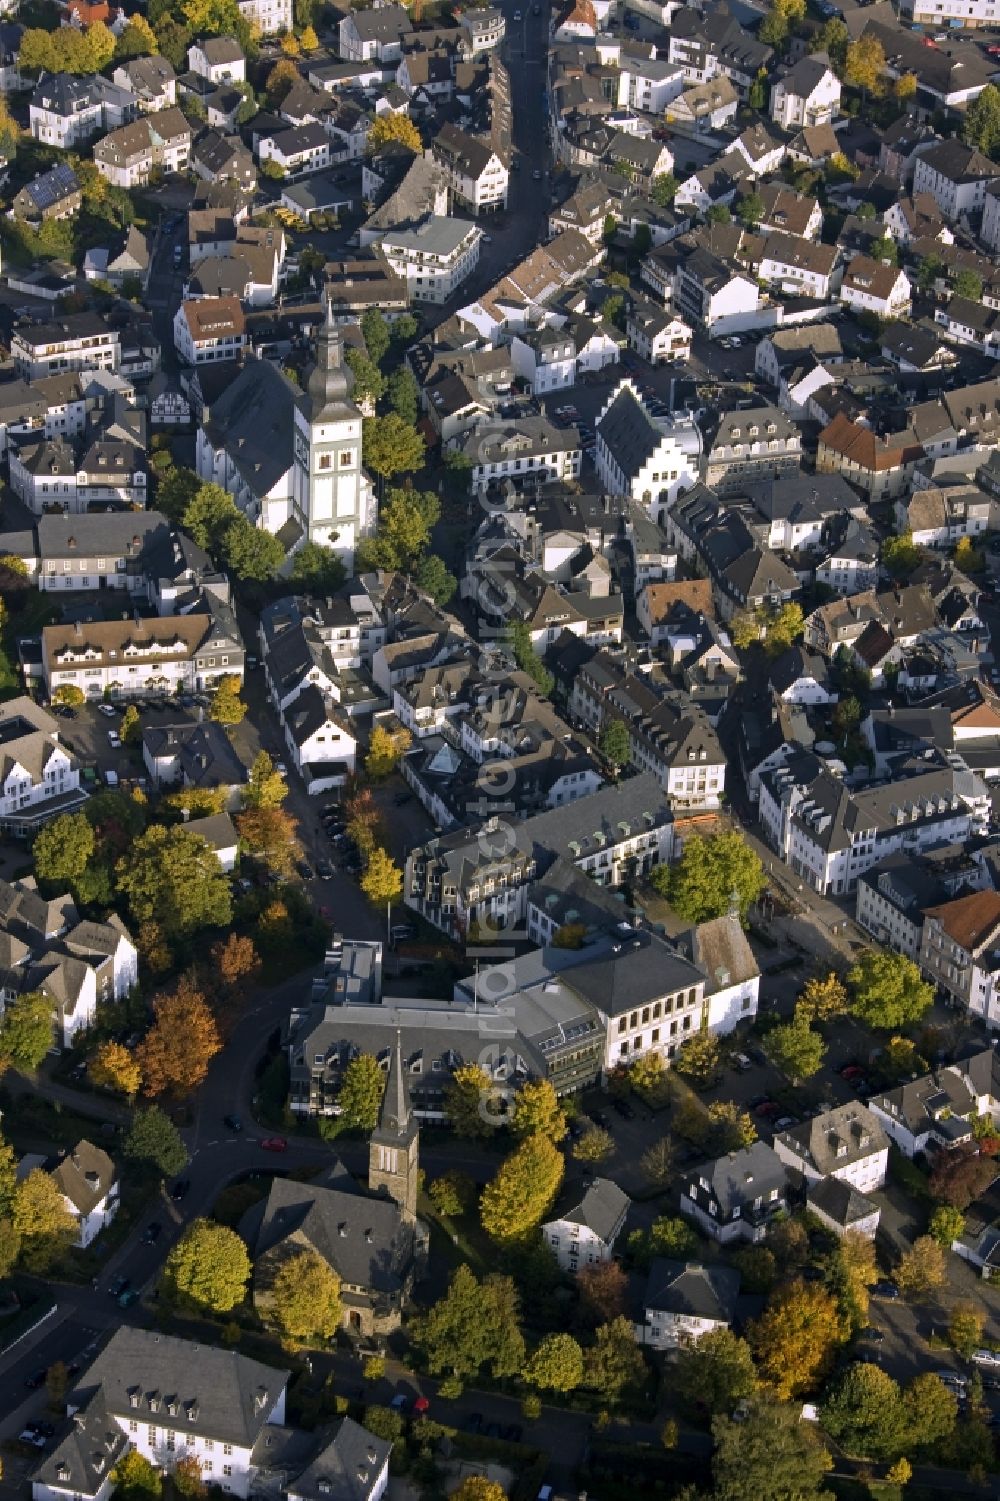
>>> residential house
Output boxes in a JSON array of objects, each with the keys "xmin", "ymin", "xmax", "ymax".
[
  {"xmin": 627, "ymin": 300, "xmax": 692, "ymax": 365},
  {"xmin": 817, "ymin": 413, "xmax": 923, "ymax": 501},
  {"xmin": 11, "ymin": 315, "xmax": 120, "ymax": 380},
  {"xmin": 868, "ymin": 1050, "xmax": 1000, "ymax": 1158},
  {"xmin": 541, "ymin": 1177, "xmax": 630, "ymax": 1273},
  {"xmin": 920, "ymin": 890, "xmax": 1000, "ymax": 1028},
  {"xmin": 773, "ymin": 1102, "xmax": 889, "ymax": 1202},
  {"xmin": 141, "ymin": 720, "xmax": 248, "ymax": 806},
  {"xmin": 700, "ymin": 405, "xmax": 802, "ymax": 496},
  {"xmin": 112, "ymin": 54, "xmax": 177, "ymax": 113},
  {"xmin": 173, "ymin": 297, "xmax": 247, "ymax": 366},
  {"xmin": 187, "ymin": 37, "xmax": 246, "ymax": 86},
  {"xmin": 758, "ymin": 234, "xmax": 838, "ymax": 300},
  {"xmin": 41, "ymin": 609, "xmax": 244, "ymax": 702},
  {"xmin": 378, "ymin": 216, "xmax": 481, "ymax": 304},
  {"xmin": 338, "ymin": 4, "xmax": 409, "ymax": 63},
  {"xmin": 29, "ymin": 72, "xmax": 135, "ymax": 148},
  {"xmin": 672, "ymin": 247, "xmax": 761, "ymax": 335},
  {"xmin": 51, "ymin": 1139, "xmax": 118, "ymax": 1248},
  {"xmin": 12, "ymin": 162, "xmax": 81, "ymax": 224},
  {"xmin": 673, "ymin": 910, "xmax": 760, "ymax": 1035},
  {"xmin": 0, "ymin": 697, "xmax": 85, "ymax": 837},
  {"xmin": 639, "ymin": 1259, "xmax": 741, "ymax": 1350},
  {"xmin": 770, "ymin": 53, "xmax": 841, "ymax": 130},
  {"xmin": 839, "ymin": 256, "xmax": 912, "ymax": 320},
  {"xmin": 432, "ymin": 123, "xmax": 508, "ymax": 214},
  {"xmin": 912, "ymin": 139, "xmax": 998, "ymax": 221},
  {"xmin": 680, "ymin": 1142, "xmax": 790, "ymax": 1244},
  {"xmin": 93, "ymin": 108, "xmax": 191, "ymax": 188}
]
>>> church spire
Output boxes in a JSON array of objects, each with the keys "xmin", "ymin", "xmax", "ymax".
[
  {"xmin": 305, "ymin": 290, "xmax": 353, "ymax": 417},
  {"xmin": 379, "ymin": 1029, "xmax": 412, "ymax": 1138}
]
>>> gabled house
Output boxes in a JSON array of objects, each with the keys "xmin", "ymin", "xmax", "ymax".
[
  {"xmin": 770, "ymin": 53, "xmax": 840, "ymax": 131},
  {"xmin": 0, "ymin": 697, "xmax": 85, "ymax": 838},
  {"xmin": 920, "ymin": 890, "xmax": 1000, "ymax": 1027},
  {"xmin": 839, "ymin": 256, "xmax": 912, "ymax": 320},
  {"xmin": 541, "ymin": 1177, "xmax": 630, "ymax": 1273},
  {"xmin": 50, "ymin": 1138, "xmax": 118, "ymax": 1247},
  {"xmin": 594, "ymin": 381, "xmax": 700, "ymax": 522},
  {"xmin": 773, "ymin": 1102, "xmax": 889, "ymax": 1200}
]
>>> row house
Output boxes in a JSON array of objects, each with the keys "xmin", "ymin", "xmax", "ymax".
[
  {"xmin": 432, "ymin": 122, "xmax": 508, "ymax": 213},
  {"xmin": 9, "ymin": 437, "xmax": 146, "ymax": 516},
  {"xmin": 41, "ymin": 609, "xmax": 244, "ymax": 702},
  {"xmin": 759, "ymin": 233, "xmax": 838, "ymax": 301},
  {"xmin": 31, "ymin": 511, "xmax": 169, "ymax": 593},
  {"xmin": 920, "ymin": 890, "xmax": 1000, "ymax": 1029},
  {"xmin": 817, "ymin": 412, "xmax": 923, "ymax": 501},
  {"xmin": 172, "ymin": 297, "xmax": 247, "ymax": 366},
  {"xmin": 93, "ymin": 107, "xmax": 191, "ymax": 188},
  {"xmin": 869, "ymin": 1048, "xmax": 1000, "ymax": 1159}
]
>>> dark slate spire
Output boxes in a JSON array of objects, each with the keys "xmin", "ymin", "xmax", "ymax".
[
  {"xmin": 377, "ymin": 1029, "xmax": 414, "ymax": 1139},
  {"xmin": 305, "ymin": 291, "xmax": 354, "ymax": 418}
]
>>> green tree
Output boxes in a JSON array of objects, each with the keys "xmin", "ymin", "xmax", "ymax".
[
  {"xmin": 598, "ymin": 718, "xmax": 630, "ymax": 773},
  {"xmin": 356, "ymin": 486, "xmax": 439, "ymax": 572},
  {"xmin": 337, "ymin": 1053, "xmax": 386, "ymax": 1132},
  {"xmin": 182, "ymin": 481, "xmax": 238, "ymax": 552},
  {"xmin": 412, "ymin": 1264, "xmax": 526, "ymax": 1380},
  {"xmin": 948, "ymin": 1302, "xmax": 983, "ymax": 1358},
  {"xmin": 113, "ymin": 1450, "xmax": 163, "ymax": 1501},
  {"xmin": 32, "ymin": 813, "xmax": 95, "ymax": 888},
  {"xmin": 161, "ymin": 1218, "xmax": 250, "ymax": 1313},
  {"xmin": 289, "ymin": 541, "xmax": 346, "ymax": 595},
  {"xmin": 584, "ymin": 1316, "xmax": 647, "ymax": 1404},
  {"xmin": 712, "ymin": 1397, "xmax": 833, "ymax": 1501},
  {"xmin": 480, "ymin": 1133, "xmax": 565, "ymax": 1244},
  {"xmin": 870, "ymin": 235, "xmax": 898, "ymax": 266},
  {"xmin": 573, "ymin": 1125, "xmax": 614, "ymax": 1163},
  {"xmin": 848, "ymin": 949, "xmax": 933, "ymax": 1031},
  {"xmin": 386, "ymin": 365, "xmax": 420, "ymax": 425},
  {"xmin": 765, "ymin": 1018, "xmax": 826, "ymax": 1082},
  {"xmin": 116, "ymin": 824, "xmax": 232, "ymax": 939},
  {"xmin": 737, "ymin": 190, "xmax": 765, "ymax": 226},
  {"xmin": 115, "ymin": 14, "xmax": 159, "ymax": 58},
  {"xmin": 222, "ymin": 516, "xmax": 285, "ymax": 582},
  {"xmin": 52, "ymin": 684, "xmax": 85, "ymax": 708},
  {"xmin": 209, "ymin": 674, "xmax": 247, "ymax": 726},
  {"xmin": 928, "ymin": 1204, "xmax": 966, "ymax": 1247},
  {"xmin": 124, "ymin": 1105, "xmax": 189, "ymax": 1178},
  {"xmin": 882, "ymin": 531, "xmax": 922, "ymax": 580},
  {"xmin": 707, "ymin": 203, "xmax": 732, "ymax": 224},
  {"xmin": 652, "ymin": 830, "xmax": 765, "ymax": 923},
  {"xmin": 820, "ymin": 1362, "xmax": 906, "ymax": 1459},
  {"xmin": 445, "ymin": 1063, "xmax": 495, "ymax": 1139},
  {"xmin": 902, "ymin": 1372, "xmax": 957, "ymax": 1452},
  {"xmin": 268, "ymin": 1249, "xmax": 341, "ymax": 1341},
  {"xmin": 0, "ymin": 1132, "xmax": 16, "ymax": 1218},
  {"xmin": 414, "ymin": 554, "xmax": 457, "ymax": 605},
  {"xmin": 814, "ymin": 16, "xmax": 848, "ymax": 70},
  {"xmin": 12, "ymin": 1169, "xmax": 76, "ymax": 1271},
  {"xmin": 361, "ymin": 308, "xmax": 391, "ymax": 367},
  {"xmin": 649, "ymin": 1215, "xmax": 700, "ymax": 1259},
  {"xmin": 155, "ymin": 463, "xmax": 200, "ymax": 522},
  {"xmin": 748, "ymin": 67, "xmax": 768, "ymax": 110},
  {"xmin": 676, "ymin": 1328, "xmax": 757, "ymax": 1417},
  {"xmin": 428, "ymin": 1170, "xmax": 475, "ymax": 1218},
  {"xmin": 0, "ymin": 991, "xmax": 53, "ymax": 1070},
  {"xmin": 362, "ymin": 415, "xmax": 425, "ymax": 480},
  {"xmin": 962, "ymin": 81, "xmax": 1000, "ymax": 155},
  {"xmin": 954, "ymin": 268, "xmax": 984, "ymax": 300},
  {"xmin": 796, "ymin": 972, "xmax": 847, "ymax": 1024},
  {"xmin": 707, "ymin": 1099, "xmax": 757, "ymax": 1152},
  {"xmin": 524, "ymin": 1332, "xmax": 584, "ymax": 1393},
  {"xmin": 344, "ymin": 348, "xmax": 386, "ymax": 406},
  {"xmin": 510, "ymin": 620, "xmax": 554, "ymax": 695},
  {"xmin": 651, "ymin": 172, "xmax": 678, "ymax": 207},
  {"xmin": 119, "ymin": 703, "xmax": 141, "ymax": 745},
  {"xmin": 511, "ymin": 1079, "xmax": 567, "ymax": 1142},
  {"xmin": 244, "ymin": 751, "xmax": 288, "ymax": 810}
]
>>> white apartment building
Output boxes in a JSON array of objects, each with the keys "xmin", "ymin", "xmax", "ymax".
[
  {"xmin": 237, "ymin": 0, "xmax": 291, "ymax": 34},
  {"xmin": 173, "ymin": 297, "xmax": 247, "ymax": 366},
  {"xmin": 899, "ymin": 0, "xmax": 999, "ymax": 32},
  {"xmin": 769, "ymin": 56, "xmax": 840, "ymax": 131},
  {"xmin": 913, "ymin": 139, "xmax": 999, "ymax": 221},
  {"xmin": 11, "ymin": 316, "xmax": 120, "ymax": 380},
  {"xmin": 759, "ymin": 233, "xmax": 838, "ymax": 300},
  {"xmin": 29, "ymin": 73, "xmax": 136, "ymax": 148},
  {"xmin": 773, "ymin": 1102, "xmax": 890, "ymax": 1196},
  {"xmin": 541, "ymin": 1178, "xmax": 629, "ymax": 1273},
  {"xmin": 640, "ymin": 1261, "xmax": 740, "ymax": 1350},
  {"xmin": 432, "ymin": 124, "xmax": 508, "ymax": 213},
  {"xmin": 257, "ymin": 124, "xmax": 331, "ymax": 178},
  {"xmin": 10, "ymin": 439, "xmax": 147, "ymax": 515},
  {"xmin": 187, "ymin": 37, "xmax": 246, "ymax": 85},
  {"xmin": 0, "ymin": 697, "xmax": 84, "ymax": 837},
  {"xmin": 378, "ymin": 216, "xmax": 481, "ymax": 304},
  {"xmin": 41, "ymin": 613, "xmax": 244, "ymax": 702}
]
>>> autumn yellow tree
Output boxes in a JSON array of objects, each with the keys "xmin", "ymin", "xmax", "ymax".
[
  {"xmin": 236, "ymin": 805, "xmax": 302, "ymax": 878},
  {"xmin": 344, "ymin": 787, "xmax": 384, "ymax": 859},
  {"xmin": 367, "ymin": 112, "xmax": 422, "ymax": 155},
  {"xmin": 360, "ymin": 847, "xmax": 403, "ymax": 906},
  {"xmin": 90, "ymin": 1041, "xmax": 142, "ymax": 1099},
  {"xmin": 13, "ymin": 1169, "xmax": 76, "ymax": 1271},
  {"xmin": 268, "ymin": 1249, "xmax": 341, "ymax": 1342},
  {"xmin": 137, "ymin": 976, "xmax": 221, "ymax": 1097},
  {"xmin": 748, "ymin": 1279, "xmax": 845, "ymax": 1398},
  {"xmin": 365, "ymin": 724, "xmax": 412, "ymax": 780},
  {"xmin": 796, "ymin": 971, "xmax": 847, "ymax": 1025},
  {"xmin": 480, "ymin": 1133, "xmax": 565, "ymax": 1244}
]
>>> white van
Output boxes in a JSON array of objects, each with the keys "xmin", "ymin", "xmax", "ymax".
[{"xmin": 972, "ymin": 1349, "xmax": 1000, "ymax": 1369}]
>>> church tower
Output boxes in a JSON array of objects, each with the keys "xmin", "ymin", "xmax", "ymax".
[
  {"xmin": 368, "ymin": 1030, "xmax": 420, "ymax": 1224},
  {"xmin": 292, "ymin": 294, "xmax": 374, "ymax": 566}
]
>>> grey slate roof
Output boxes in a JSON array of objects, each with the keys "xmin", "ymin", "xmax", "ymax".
[
  {"xmin": 807, "ymin": 1175, "xmax": 878, "ymax": 1230},
  {"xmin": 286, "ymin": 1417, "xmax": 391, "ymax": 1501},
  {"xmin": 70, "ymin": 1328, "xmax": 290, "ymax": 1448},
  {"xmin": 30, "ymin": 1392, "xmax": 128, "ymax": 1501},
  {"xmin": 546, "ymin": 1176, "xmax": 629, "ymax": 1241},
  {"xmin": 201, "ymin": 358, "xmax": 297, "ymax": 497},
  {"xmin": 775, "ymin": 1102, "xmax": 888, "ymax": 1177},
  {"xmin": 644, "ymin": 1257, "xmax": 741, "ymax": 1322},
  {"xmin": 598, "ymin": 384, "xmax": 666, "ymax": 480},
  {"xmin": 687, "ymin": 1142, "xmax": 789, "ymax": 1217}
]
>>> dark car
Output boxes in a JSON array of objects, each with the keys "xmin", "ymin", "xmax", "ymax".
[
  {"xmin": 612, "ymin": 1097, "xmax": 633, "ymax": 1119},
  {"xmin": 503, "ymin": 1423, "xmax": 523, "ymax": 1442},
  {"xmin": 224, "ymin": 1114, "xmax": 243, "ymax": 1132},
  {"xmin": 143, "ymin": 1221, "xmax": 163, "ymax": 1244},
  {"xmin": 24, "ymin": 1368, "xmax": 47, "ymax": 1390},
  {"xmin": 171, "ymin": 1178, "xmax": 190, "ymax": 1201},
  {"xmin": 394, "ymin": 792, "xmax": 412, "ymax": 806},
  {"xmin": 873, "ymin": 1280, "xmax": 900, "ymax": 1299},
  {"xmin": 317, "ymin": 860, "xmax": 335, "ymax": 880},
  {"xmin": 108, "ymin": 1275, "xmax": 130, "ymax": 1298},
  {"xmin": 861, "ymin": 1327, "xmax": 884, "ymax": 1343},
  {"xmin": 296, "ymin": 860, "xmax": 315, "ymax": 881}
]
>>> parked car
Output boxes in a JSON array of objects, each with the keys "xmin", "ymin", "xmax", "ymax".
[
  {"xmin": 317, "ymin": 861, "xmax": 335, "ymax": 880},
  {"xmin": 389, "ymin": 1395, "xmax": 409, "ymax": 1412},
  {"xmin": 108, "ymin": 1275, "xmax": 130, "ymax": 1299},
  {"xmin": 118, "ymin": 1288, "xmax": 140, "ymax": 1308},
  {"xmin": 224, "ymin": 1114, "xmax": 243, "ymax": 1132},
  {"xmin": 773, "ymin": 1116, "xmax": 797, "ymax": 1130},
  {"xmin": 861, "ymin": 1327, "xmax": 884, "ymax": 1344},
  {"xmin": 873, "ymin": 1280, "xmax": 900, "ymax": 1299},
  {"xmin": 972, "ymin": 1349, "xmax": 1000, "ymax": 1369},
  {"xmin": 171, "ymin": 1178, "xmax": 190, "ymax": 1201},
  {"xmin": 142, "ymin": 1221, "xmax": 163, "ymax": 1244},
  {"xmin": 413, "ymin": 1397, "xmax": 430, "ymax": 1415},
  {"xmin": 97, "ymin": 703, "xmax": 118, "ymax": 718},
  {"xmin": 464, "ymin": 1413, "xmax": 483, "ymax": 1433},
  {"xmin": 107, "ymin": 730, "xmax": 121, "ymax": 748},
  {"xmin": 23, "ymin": 1369, "xmax": 47, "ymax": 1390},
  {"xmin": 260, "ymin": 1136, "xmax": 288, "ymax": 1152}
]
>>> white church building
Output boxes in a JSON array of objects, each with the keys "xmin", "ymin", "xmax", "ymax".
[{"xmin": 195, "ymin": 298, "xmax": 375, "ymax": 569}]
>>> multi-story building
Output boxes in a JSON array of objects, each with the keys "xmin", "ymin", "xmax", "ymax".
[
  {"xmin": 680, "ymin": 1141, "xmax": 790, "ymax": 1244},
  {"xmin": 672, "ymin": 247, "xmax": 761, "ymax": 335},
  {"xmin": 378, "ymin": 216, "xmax": 481, "ymax": 304},
  {"xmin": 432, "ymin": 123, "xmax": 509, "ymax": 213},
  {"xmin": 237, "ymin": 0, "xmax": 291, "ymax": 35},
  {"xmin": 461, "ymin": 416, "xmax": 581, "ymax": 494},
  {"xmin": 639, "ymin": 1259, "xmax": 741, "ymax": 1349},
  {"xmin": 912, "ymin": 139, "xmax": 998, "ymax": 221},
  {"xmin": 112, "ymin": 54, "xmax": 177, "ymax": 113},
  {"xmin": 773, "ymin": 1102, "xmax": 889, "ymax": 1196},
  {"xmin": 595, "ymin": 381, "xmax": 701, "ymax": 522},
  {"xmin": 187, "ymin": 37, "xmax": 246, "ymax": 86},
  {"xmin": 700, "ymin": 404, "xmax": 802, "ymax": 496},
  {"xmin": 33, "ymin": 512, "xmax": 167, "ymax": 590},
  {"xmin": 541, "ymin": 1178, "xmax": 630, "ymax": 1273},
  {"xmin": 29, "ymin": 72, "xmax": 136, "ymax": 147},
  {"xmin": 173, "ymin": 297, "xmax": 247, "ymax": 366},
  {"xmin": 338, "ymin": 2, "xmax": 409, "ymax": 62},
  {"xmin": 41, "ymin": 609, "xmax": 244, "ymax": 702},
  {"xmin": 769, "ymin": 55, "xmax": 840, "ymax": 130},
  {"xmin": 920, "ymin": 890, "xmax": 1000, "ymax": 1027},
  {"xmin": 10, "ymin": 438, "xmax": 147, "ymax": 516},
  {"xmin": 758, "ymin": 752, "xmax": 991, "ymax": 897},
  {"xmin": 839, "ymin": 256, "xmax": 912, "ymax": 320},
  {"xmin": 256, "ymin": 123, "xmax": 331, "ymax": 178},
  {"xmin": 11, "ymin": 315, "xmax": 120, "ymax": 380},
  {"xmin": 0, "ymin": 697, "xmax": 85, "ymax": 837},
  {"xmin": 93, "ymin": 108, "xmax": 191, "ymax": 188}
]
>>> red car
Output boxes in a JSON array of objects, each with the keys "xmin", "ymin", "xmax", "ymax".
[
  {"xmin": 413, "ymin": 1397, "xmax": 430, "ymax": 1415},
  {"xmin": 841, "ymin": 1064, "xmax": 864, "ymax": 1080},
  {"xmin": 260, "ymin": 1136, "xmax": 288, "ymax": 1152}
]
